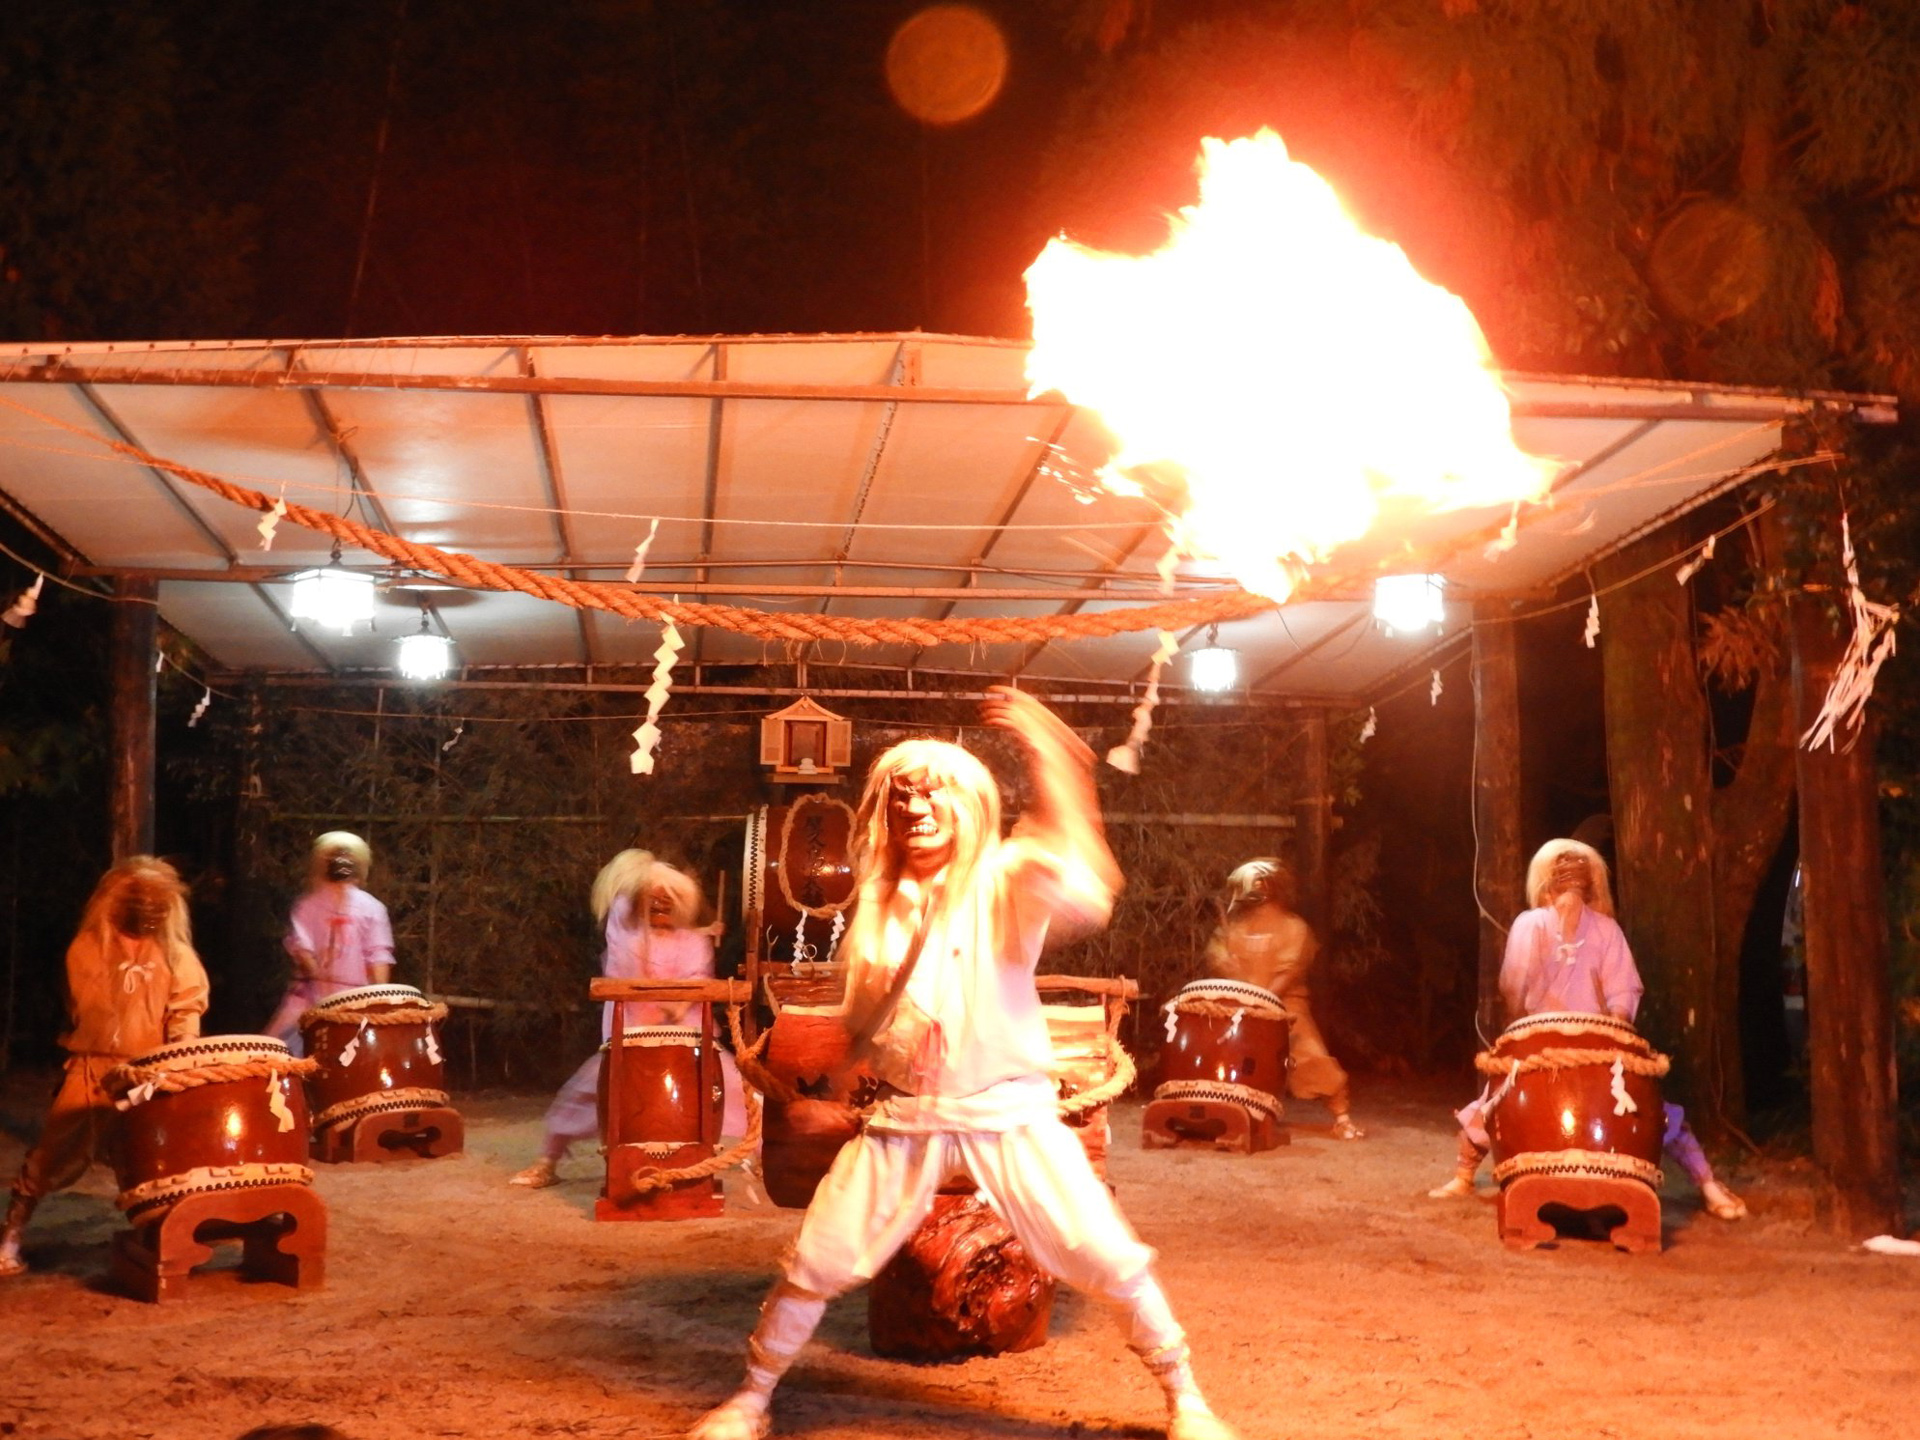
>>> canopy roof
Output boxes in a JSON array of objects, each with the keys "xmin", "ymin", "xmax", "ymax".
[{"xmin": 0, "ymin": 333, "xmax": 1894, "ymax": 701}]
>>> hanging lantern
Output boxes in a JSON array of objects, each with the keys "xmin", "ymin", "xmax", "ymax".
[
  {"xmin": 289, "ymin": 550, "xmax": 376, "ymax": 636},
  {"xmin": 1373, "ymin": 574, "xmax": 1446, "ymax": 635},
  {"xmin": 1188, "ymin": 625, "xmax": 1239, "ymax": 693},
  {"xmin": 396, "ymin": 619, "xmax": 454, "ymax": 681}
]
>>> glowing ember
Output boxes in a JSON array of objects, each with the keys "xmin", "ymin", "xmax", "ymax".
[{"xmin": 1025, "ymin": 129, "xmax": 1556, "ymax": 601}]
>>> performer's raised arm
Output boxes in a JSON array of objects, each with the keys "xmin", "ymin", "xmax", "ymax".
[{"xmin": 983, "ymin": 684, "xmax": 1120, "ymax": 925}]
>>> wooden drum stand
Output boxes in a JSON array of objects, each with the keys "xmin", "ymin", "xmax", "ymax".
[{"xmin": 590, "ymin": 977, "xmax": 755, "ymax": 1221}]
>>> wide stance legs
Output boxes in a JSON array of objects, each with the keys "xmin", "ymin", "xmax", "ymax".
[{"xmin": 689, "ymin": 1114, "xmax": 1239, "ymax": 1440}]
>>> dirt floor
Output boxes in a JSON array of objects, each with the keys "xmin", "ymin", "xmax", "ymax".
[{"xmin": 2, "ymin": 1080, "xmax": 1917, "ymax": 1440}]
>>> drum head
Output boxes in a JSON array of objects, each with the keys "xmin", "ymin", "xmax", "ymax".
[
  {"xmin": 306, "ymin": 983, "xmax": 428, "ymax": 1015},
  {"xmin": 119, "ymin": 1033, "xmax": 292, "ymax": 1073},
  {"xmin": 1496, "ymin": 1010, "xmax": 1644, "ymax": 1050},
  {"xmin": 1171, "ymin": 978, "xmax": 1286, "ymax": 1014}
]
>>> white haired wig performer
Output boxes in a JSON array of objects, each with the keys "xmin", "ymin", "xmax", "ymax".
[
  {"xmin": 510, "ymin": 851, "xmax": 738, "ymax": 1188},
  {"xmin": 2, "ymin": 857, "xmax": 209, "ymax": 1276},
  {"xmin": 1428, "ymin": 838, "xmax": 1746, "ymax": 1220},
  {"xmin": 689, "ymin": 687, "xmax": 1240, "ymax": 1440},
  {"xmin": 264, "ymin": 831, "xmax": 394, "ymax": 1054}
]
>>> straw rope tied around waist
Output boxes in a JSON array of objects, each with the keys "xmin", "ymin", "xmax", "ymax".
[{"xmin": 725, "ymin": 1001, "xmax": 1137, "ymax": 1122}]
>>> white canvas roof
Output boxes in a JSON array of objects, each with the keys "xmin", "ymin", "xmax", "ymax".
[{"xmin": 0, "ymin": 333, "xmax": 1894, "ymax": 701}]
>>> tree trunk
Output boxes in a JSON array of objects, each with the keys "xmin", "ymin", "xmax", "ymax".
[
  {"xmin": 1598, "ymin": 531, "xmax": 1721, "ymax": 1114},
  {"xmin": 1471, "ymin": 601, "xmax": 1525, "ymax": 1037},
  {"xmin": 1703, "ymin": 508, "xmax": 1800, "ymax": 1133},
  {"xmin": 1790, "ymin": 588, "xmax": 1902, "ymax": 1238}
]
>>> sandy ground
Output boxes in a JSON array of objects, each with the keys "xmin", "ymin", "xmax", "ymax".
[{"xmin": 2, "ymin": 1080, "xmax": 1917, "ymax": 1440}]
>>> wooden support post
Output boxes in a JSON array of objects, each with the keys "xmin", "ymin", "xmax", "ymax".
[
  {"xmin": 109, "ymin": 576, "xmax": 159, "ymax": 861},
  {"xmin": 1471, "ymin": 601, "xmax": 1525, "ymax": 1037},
  {"xmin": 1597, "ymin": 533, "xmax": 1718, "ymax": 1110},
  {"xmin": 1294, "ymin": 709, "xmax": 1331, "ymax": 933},
  {"xmin": 1790, "ymin": 592, "xmax": 1902, "ymax": 1237}
]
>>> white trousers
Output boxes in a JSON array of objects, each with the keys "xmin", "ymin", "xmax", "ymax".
[{"xmin": 784, "ymin": 1114, "xmax": 1157, "ymax": 1302}]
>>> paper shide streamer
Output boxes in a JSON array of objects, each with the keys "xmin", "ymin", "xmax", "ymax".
[
  {"xmin": 1106, "ymin": 629, "xmax": 1178, "ymax": 774},
  {"xmin": 1802, "ymin": 514, "xmax": 1900, "ymax": 752},
  {"xmin": 631, "ymin": 619, "xmax": 684, "ymax": 774}
]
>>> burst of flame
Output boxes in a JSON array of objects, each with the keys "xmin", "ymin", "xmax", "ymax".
[{"xmin": 1025, "ymin": 129, "xmax": 1556, "ymax": 602}]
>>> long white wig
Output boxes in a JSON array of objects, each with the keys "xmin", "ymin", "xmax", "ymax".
[
  {"xmin": 591, "ymin": 848, "xmax": 701, "ymax": 928},
  {"xmin": 76, "ymin": 855, "xmax": 195, "ymax": 967},
  {"xmin": 1525, "ymin": 838, "xmax": 1615, "ymax": 917},
  {"xmin": 839, "ymin": 739, "xmax": 1003, "ymax": 1021}
]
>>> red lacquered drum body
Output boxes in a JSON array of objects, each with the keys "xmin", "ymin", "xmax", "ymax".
[
  {"xmin": 300, "ymin": 984, "xmax": 448, "ymax": 1131},
  {"xmin": 104, "ymin": 1035, "xmax": 313, "ymax": 1222},
  {"xmin": 759, "ymin": 973, "xmax": 873, "ymax": 1208},
  {"xmin": 1155, "ymin": 979, "xmax": 1290, "ymax": 1118},
  {"xmin": 598, "ymin": 1025, "xmax": 723, "ymax": 1149},
  {"xmin": 745, "ymin": 798, "xmax": 856, "ymax": 964},
  {"xmin": 1484, "ymin": 1012, "xmax": 1666, "ymax": 1190}
]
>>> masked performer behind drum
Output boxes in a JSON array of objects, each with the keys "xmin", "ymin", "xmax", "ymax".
[
  {"xmin": 1427, "ymin": 837, "xmax": 1747, "ymax": 1220},
  {"xmin": 1204, "ymin": 858, "xmax": 1363, "ymax": 1139},
  {"xmin": 0, "ymin": 856, "xmax": 209, "ymax": 1277},
  {"xmin": 264, "ymin": 831, "xmax": 393, "ymax": 1055},
  {"xmin": 510, "ymin": 851, "xmax": 739, "ymax": 1187},
  {"xmin": 689, "ymin": 687, "xmax": 1239, "ymax": 1440}
]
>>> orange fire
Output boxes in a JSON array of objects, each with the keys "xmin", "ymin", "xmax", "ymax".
[{"xmin": 1025, "ymin": 130, "xmax": 1555, "ymax": 601}]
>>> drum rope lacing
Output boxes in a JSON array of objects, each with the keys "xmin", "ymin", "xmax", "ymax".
[
  {"xmin": 775, "ymin": 797, "xmax": 856, "ymax": 969},
  {"xmin": 1474, "ymin": 1046, "xmax": 1671, "ymax": 1078},
  {"xmin": 1152, "ymin": 1079, "xmax": 1285, "ymax": 1123},
  {"xmin": 298, "ymin": 1000, "xmax": 450, "ymax": 1030},
  {"xmin": 775, "ymin": 797, "xmax": 858, "ymax": 921},
  {"xmin": 1492, "ymin": 1149, "xmax": 1664, "ymax": 1189},
  {"xmin": 312, "ymin": 1085, "xmax": 451, "ymax": 1130},
  {"xmin": 118, "ymin": 1161, "xmax": 317, "ymax": 1218},
  {"xmin": 105, "ymin": 1054, "xmax": 318, "ymax": 1103}
]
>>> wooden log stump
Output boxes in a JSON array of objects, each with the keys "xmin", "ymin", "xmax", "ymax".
[{"xmin": 868, "ymin": 1184, "xmax": 1053, "ymax": 1360}]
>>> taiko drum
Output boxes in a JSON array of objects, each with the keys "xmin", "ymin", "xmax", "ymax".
[
  {"xmin": 1484, "ymin": 1011, "xmax": 1666, "ymax": 1190},
  {"xmin": 300, "ymin": 983, "xmax": 448, "ymax": 1131},
  {"xmin": 597, "ymin": 1024, "xmax": 724, "ymax": 1151},
  {"xmin": 105, "ymin": 1034, "xmax": 313, "ymax": 1222},
  {"xmin": 1156, "ymin": 979, "xmax": 1290, "ymax": 1106},
  {"xmin": 745, "ymin": 798, "xmax": 857, "ymax": 963}
]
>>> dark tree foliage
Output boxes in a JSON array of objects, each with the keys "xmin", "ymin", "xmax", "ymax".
[{"xmin": 0, "ymin": 2, "xmax": 256, "ymax": 339}]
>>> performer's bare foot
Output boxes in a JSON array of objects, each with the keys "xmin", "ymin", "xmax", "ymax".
[
  {"xmin": 0, "ymin": 1237, "xmax": 25, "ymax": 1278},
  {"xmin": 687, "ymin": 1395, "xmax": 770, "ymax": 1440},
  {"xmin": 1330, "ymin": 1115, "xmax": 1366, "ymax": 1140},
  {"xmin": 1701, "ymin": 1179, "xmax": 1748, "ymax": 1221},
  {"xmin": 508, "ymin": 1158, "xmax": 560, "ymax": 1188},
  {"xmin": 1427, "ymin": 1174, "xmax": 1474, "ymax": 1199}
]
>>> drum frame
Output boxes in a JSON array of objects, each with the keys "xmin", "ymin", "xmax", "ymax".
[{"xmin": 597, "ymin": 996, "xmax": 725, "ymax": 1221}]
